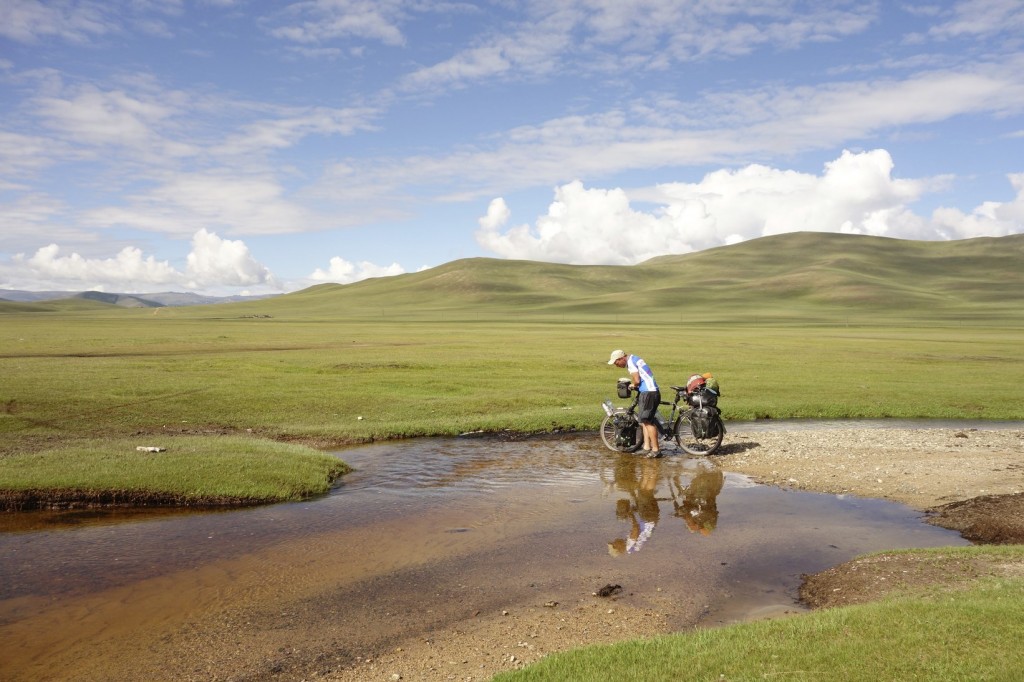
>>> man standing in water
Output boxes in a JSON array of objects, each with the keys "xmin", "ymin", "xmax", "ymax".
[{"xmin": 608, "ymin": 349, "xmax": 662, "ymax": 457}]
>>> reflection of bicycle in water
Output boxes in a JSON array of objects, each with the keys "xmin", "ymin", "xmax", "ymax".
[
  {"xmin": 605, "ymin": 459, "xmax": 725, "ymax": 555},
  {"xmin": 670, "ymin": 466, "xmax": 724, "ymax": 536}
]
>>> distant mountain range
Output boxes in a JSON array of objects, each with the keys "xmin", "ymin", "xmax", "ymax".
[{"xmin": 0, "ymin": 289, "xmax": 276, "ymax": 308}]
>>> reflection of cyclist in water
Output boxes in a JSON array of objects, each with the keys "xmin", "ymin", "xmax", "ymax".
[
  {"xmin": 672, "ymin": 465, "xmax": 724, "ymax": 536},
  {"xmin": 607, "ymin": 457, "xmax": 661, "ymax": 555}
]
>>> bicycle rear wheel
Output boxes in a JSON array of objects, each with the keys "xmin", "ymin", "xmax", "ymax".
[
  {"xmin": 600, "ymin": 413, "xmax": 644, "ymax": 453},
  {"xmin": 674, "ymin": 415, "xmax": 724, "ymax": 456}
]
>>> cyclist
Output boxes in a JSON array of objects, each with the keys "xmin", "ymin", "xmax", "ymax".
[{"xmin": 607, "ymin": 349, "xmax": 662, "ymax": 457}]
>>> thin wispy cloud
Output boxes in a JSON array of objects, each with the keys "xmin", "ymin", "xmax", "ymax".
[
  {"xmin": 267, "ymin": 0, "xmax": 411, "ymax": 46},
  {"xmin": 0, "ymin": 0, "xmax": 115, "ymax": 44}
]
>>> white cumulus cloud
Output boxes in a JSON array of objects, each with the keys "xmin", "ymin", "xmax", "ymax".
[
  {"xmin": 0, "ymin": 229, "xmax": 277, "ymax": 294},
  {"xmin": 476, "ymin": 183, "xmax": 691, "ymax": 266},
  {"xmin": 185, "ymin": 228, "xmax": 275, "ymax": 288},
  {"xmin": 931, "ymin": 172, "xmax": 1024, "ymax": 239},
  {"xmin": 474, "ymin": 149, "xmax": 1020, "ymax": 265},
  {"xmin": 20, "ymin": 242, "xmax": 179, "ymax": 288},
  {"xmin": 309, "ymin": 256, "xmax": 405, "ymax": 284}
]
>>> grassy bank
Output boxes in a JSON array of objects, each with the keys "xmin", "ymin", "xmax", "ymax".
[
  {"xmin": 0, "ymin": 435, "xmax": 349, "ymax": 509},
  {"xmin": 494, "ymin": 547, "xmax": 1024, "ymax": 682},
  {"xmin": 494, "ymin": 579, "xmax": 1024, "ymax": 681}
]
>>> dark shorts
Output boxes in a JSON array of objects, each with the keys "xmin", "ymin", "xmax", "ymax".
[{"xmin": 637, "ymin": 390, "xmax": 661, "ymax": 423}]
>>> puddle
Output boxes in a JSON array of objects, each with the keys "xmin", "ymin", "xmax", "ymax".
[{"xmin": 0, "ymin": 432, "xmax": 969, "ymax": 680}]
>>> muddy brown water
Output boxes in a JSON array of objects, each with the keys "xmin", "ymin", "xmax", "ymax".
[{"xmin": 0, "ymin": 429, "xmax": 969, "ymax": 680}]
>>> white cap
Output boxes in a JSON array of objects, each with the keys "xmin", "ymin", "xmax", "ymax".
[{"xmin": 608, "ymin": 349, "xmax": 626, "ymax": 364}]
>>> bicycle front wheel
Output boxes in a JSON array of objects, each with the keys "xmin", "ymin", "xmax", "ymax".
[
  {"xmin": 600, "ymin": 413, "xmax": 644, "ymax": 453},
  {"xmin": 674, "ymin": 415, "xmax": 724, "ymax": 456}
]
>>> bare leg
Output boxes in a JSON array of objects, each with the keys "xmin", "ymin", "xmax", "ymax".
[{"xmin": 642, "ymin": 422, "xmax": 659, "ymax": 453}]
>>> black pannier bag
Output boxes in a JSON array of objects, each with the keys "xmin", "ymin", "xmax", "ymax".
[
  {"xmin": 705, "ymin": 407, "xmax": 721, "ymax": 437},
  {"xmin": 613, "ymin": 415, "xmax": 638, "ymax": 447},
  {"xmin": 691, "ymin": 407, "xmax": 711, "ymax": 439},
  {"xmin": 616, "ymin": 378, "xmax": 632, "ymax": 399}
]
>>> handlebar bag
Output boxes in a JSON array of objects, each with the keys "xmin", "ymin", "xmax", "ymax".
[{"xmin": 616, "ymin": 378, "xmax": 632, "ymax": 398}]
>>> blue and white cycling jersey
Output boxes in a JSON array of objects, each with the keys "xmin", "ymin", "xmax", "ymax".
[
  {"xmin": 627, "ymin": 355, "xmax": 658, "ymax": 392},
  {"xmin": 627, "ymin": 522, "xmax": 655, "ymax": 553}
]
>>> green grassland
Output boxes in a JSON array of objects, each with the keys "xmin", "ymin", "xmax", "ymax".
[{"xmin": 1, "ymin": 232, "xmax": 1022, "ymax": 484}]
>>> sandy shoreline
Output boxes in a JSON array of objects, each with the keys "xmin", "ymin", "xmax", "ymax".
[{"xmin": 714, "ymin": 426, "xmax": 1024, "ymax": 511}]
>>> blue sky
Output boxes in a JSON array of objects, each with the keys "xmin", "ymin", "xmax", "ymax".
[{"xmin": 1, "ymin": 0, "xmax": 1022, "ymax": 295}]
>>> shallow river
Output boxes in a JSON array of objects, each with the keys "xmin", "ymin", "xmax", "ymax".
[{"xmin": 0, "ymin": 427, "xmax": 970, "ymax": 680}]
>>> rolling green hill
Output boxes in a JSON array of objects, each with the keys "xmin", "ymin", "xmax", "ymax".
[
  {"xmin": 4, "ymin": 232, "xmax": 1022, "ymax": 324},
  {"xmin": 0, "ymin": 297, "xmax": 115, "ymax": 314},
  {"xmin": 634, "ymin": 231, "xmax": 1024, "ymax": 322},
  {"xmin": 225, "ymin": 231, "xmax": 1024, "ymax": 324}
]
